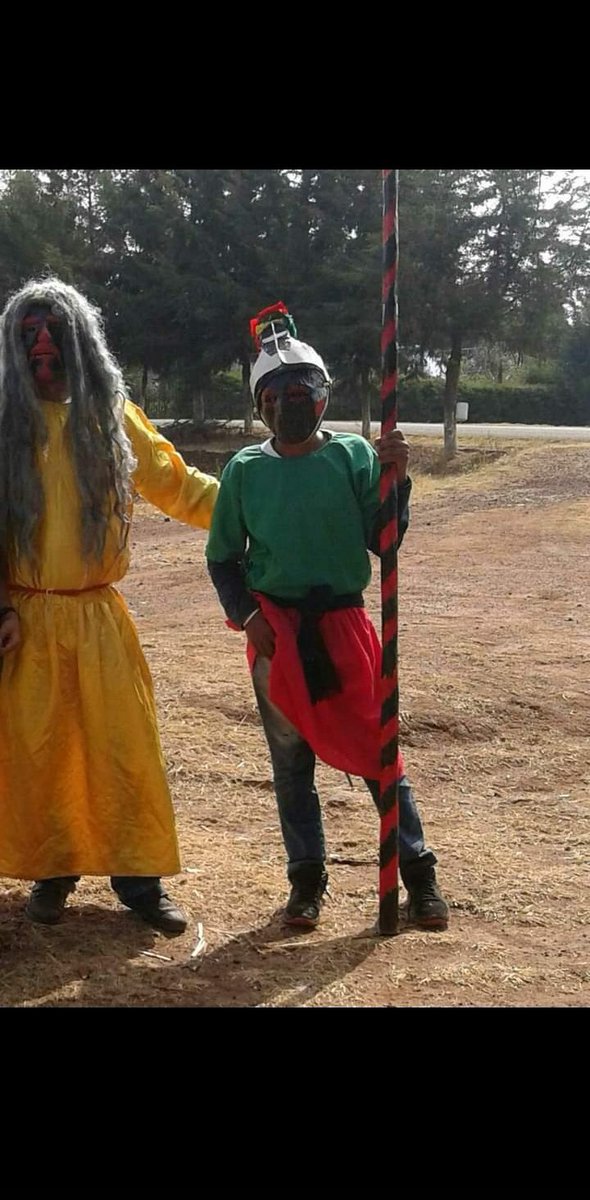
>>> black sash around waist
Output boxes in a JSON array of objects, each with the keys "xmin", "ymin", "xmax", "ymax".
[{"xmin": 261, "ymin": 586, "xmax": 364, "ymax": 704}]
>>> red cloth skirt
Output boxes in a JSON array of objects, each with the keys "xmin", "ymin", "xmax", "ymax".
[{"xmin": 241, "ymin": 594, "xmax": 405, "ymax": 781}]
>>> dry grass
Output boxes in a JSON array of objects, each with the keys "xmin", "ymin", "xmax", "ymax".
[{"xmin": 1, "ymin": 437, "xmax": 589, "ymax": 1007}]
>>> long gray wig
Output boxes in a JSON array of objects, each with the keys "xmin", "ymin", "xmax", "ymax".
[{"xmin": 0, "ymin": 276, "xmax": 137, "ymax": 566}]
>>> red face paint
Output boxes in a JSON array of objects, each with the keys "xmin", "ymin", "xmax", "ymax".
[{"xmin": 21, "ymin": 305, "xmax": 65, "ymax": 386}]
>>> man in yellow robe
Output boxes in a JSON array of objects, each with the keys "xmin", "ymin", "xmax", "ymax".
[{"xmin": 0, "ymin": 277, "xmax": 218, "ymax": 932}]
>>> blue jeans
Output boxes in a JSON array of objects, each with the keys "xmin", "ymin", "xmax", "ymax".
[
  {"xmin": 252, "ymin": 656, "xmax": 436, "ymax": 880},
  {"xmin": 39, "ymin": 876, "xmax": 163, "ymax": 905}
]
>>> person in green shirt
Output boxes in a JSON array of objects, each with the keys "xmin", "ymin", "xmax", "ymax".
[{"xmin": 207, "ymin": 304, "xmax": 448, "ymax": 931}]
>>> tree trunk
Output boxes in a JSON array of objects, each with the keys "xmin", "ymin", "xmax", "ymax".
[
  {"xmin": 496, "ymin": 357, "xmax": 503, "ymax": 384},
  {"xmin": 86, "ymin": 171, "xmax": 95, "ymax": 252},
  {"xmin": 140, "ymin": 363, "xmax": 148, "ymax": 413},
  {"xmin": 242, "ymin": 360, "xmax": 253, "ymax": 434},
  {"xmin": 443, "ymin": 334, "xmax": 462, "ymax": 459},
  {"xmin": 192, "ymin": 390, "xmax": 205, "ymax": 423},
  {"xmin": 360, "ymin": 366, "xmax": 371, "ymax": 440}
]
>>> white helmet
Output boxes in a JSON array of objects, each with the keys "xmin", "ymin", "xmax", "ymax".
[{"xmin": 250, "ymin": 319, "xmax": 331, "ymax": 400}]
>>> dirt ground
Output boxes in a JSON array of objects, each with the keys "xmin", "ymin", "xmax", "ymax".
[{"xmin": 1, "ymin": 435, "xmax": 589, "ymax": 1007}]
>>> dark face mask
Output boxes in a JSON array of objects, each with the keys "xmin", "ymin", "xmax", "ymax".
[{"xmin": 259, "ymin": 383, "xmax": 328, "ymax": 445}]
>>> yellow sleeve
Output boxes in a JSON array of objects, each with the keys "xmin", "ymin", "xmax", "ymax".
[{"xmin": 125, "ymin": 400, "xmax": 219, "ymax": 530}]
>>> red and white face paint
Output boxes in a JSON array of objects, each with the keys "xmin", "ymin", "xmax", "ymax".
[{"xmin": 21, "ymin": 304, "xmax": 65, "ymax": 391}]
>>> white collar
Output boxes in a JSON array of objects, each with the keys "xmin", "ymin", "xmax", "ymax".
[{"xmin": 260, "ymin": 431, "xmax": 333, "ymax": 458}]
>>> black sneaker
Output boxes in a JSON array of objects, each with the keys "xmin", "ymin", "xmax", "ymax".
[
  {"xmin": 26, "ymin": 879, "xmax": 76, "ymax": 925},
  {"xmin": 125, "ymin": 890, "xmax": 188, "ymax": 935},
  {"xmin": 403, "ymin": 864, "xmax": 449, "ymax": 931},
  {"xmin": 284, "ymin": 865, "xmax": 328, "ymax": 929}
]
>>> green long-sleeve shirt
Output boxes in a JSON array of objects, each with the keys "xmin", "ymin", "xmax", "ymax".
[{"xmin": 206, "ymin": 432, "xmax": 411, "ymax": 603}]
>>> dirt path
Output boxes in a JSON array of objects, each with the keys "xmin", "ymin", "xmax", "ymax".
[{"xmin": 1, "ymin": 441, "xmax": 588, "ymax": 1007}]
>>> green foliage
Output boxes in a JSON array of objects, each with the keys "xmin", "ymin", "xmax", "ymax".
[
  {"xmin": 521, "ymin": 360, "xmax": 561, "ymax": 386},
  {"xmin": 396, "ymin": 378, "xmax": 588, "ymax": 425},
  {"xmin": 556, "ymin": 317, "xmax": 590, "ymax": 421},
  {"xmin": 1, "ymin": 167, "xmax": 590, "ymax": 431}
]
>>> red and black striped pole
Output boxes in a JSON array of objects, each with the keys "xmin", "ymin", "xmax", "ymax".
[{"xmin": 379, "ymin": 169, "xmax": 400, "ymax": 936}]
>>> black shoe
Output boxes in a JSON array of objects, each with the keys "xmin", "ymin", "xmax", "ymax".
[
  {"xmin": 403, "ymin": 864, "xmax": 449, "ymax": 931},
  {"xmin": 26, "ymin": 879, "xmax": 76, "ymax": 925},
  {"xmin": 125, "ymin": 890, "xmax": 188, "ymax": 935},
  {"xmin": 284, "ymin": 864, "xmax": 328, "ymax": 929}
]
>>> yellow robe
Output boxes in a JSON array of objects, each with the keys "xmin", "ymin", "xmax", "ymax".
[{"xmin": 0, "ymin": 399, "xmax": 218, "ymax": 880}]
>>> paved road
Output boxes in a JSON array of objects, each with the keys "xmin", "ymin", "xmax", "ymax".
[{"xmin": 152, "ymin": 418, "xmax": 590, "ymax": 442}]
